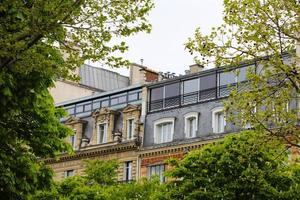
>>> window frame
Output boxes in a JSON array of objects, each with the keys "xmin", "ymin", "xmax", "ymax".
[
  {"xmin": 70, "ymin": 129, "xmax": 77, "ymax": 150},
  {"xmin": 124, "ymin": 161, "xmax": 133, "ymax": 181},
  {"xmin": 154, "ymin": 118, "xmax": 175, "ymax": 144},
  {"xmin": 127, "ymin": 118, "xmax": 135, "ymax": 140},
  {"xmin": 212, "ymin": 107, "xmax": 226, "ymax": 133},
  {"xmin": 184, "ymin": 112, "xmax": 199, "ymax": 138},
  {"xmin": 97, "ymin": 123, "xmax": 107, "ymax": 144},
  {"xmin": 147, "ymin": 164, "xmax": 165, "ymax": 182},
  {"xmin": 64, "ymin": 169, "xmax": 74, "ymax": 178}
]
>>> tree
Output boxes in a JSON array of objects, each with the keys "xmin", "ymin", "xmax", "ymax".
[
  {"xmin": 185, "ymin": 0, "xmax": 300, "ymax": 147},
  {"xmin": 32, "ymin": 159, "xmax": 168, "ymax": 200},
  {"xmin": 167, "ymin": 131, "xmax": 300, "ymax": 200},
  {"xmin": 0, "ymin": 0, "xmax": 153, "ymax": 198}
]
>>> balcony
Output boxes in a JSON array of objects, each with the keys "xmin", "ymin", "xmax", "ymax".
[{"xmin": 148, "ymin": 82, "xmax": 249, "ymax": 113}]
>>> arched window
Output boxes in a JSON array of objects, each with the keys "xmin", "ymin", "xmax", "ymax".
[
  {"xmin": 184, "ymin": 112, "xmax": 198, "ymax": 138},
  {"xmin": 154, "ymin": 118, "xmax": 175, "ymax": 143},
  {"xmin": 212, "ymin": 107, "xmax": 226, "ymax": 133}
]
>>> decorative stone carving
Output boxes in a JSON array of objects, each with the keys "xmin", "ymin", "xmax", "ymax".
[
  {"xmin": 91, "ymin": 107, "xmax": 116, "ymax": 145},
  {"xmin": 64, "ymin": 116, "xmax": 87, "ymax": 150}
]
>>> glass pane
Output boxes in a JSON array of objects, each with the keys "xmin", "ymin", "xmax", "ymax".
[
  {"xmin": 119, "ymin": 95, "xmax": 127, "ymax": 103},
  {"xmin": 111, "ymin": 98, "xmax": 118, "ymax": 105},
  {"xmin": 66, "ymin": 107, "xmax": 75, "ymax": 115},
  {"xmin": 128, "ymin": 93, "xmax": 138, "ymax": 101},
  {"xmin": 84, "ymin": 104, "xmax": 91, "ymax": 111},
  {"xmin": 165, "ymin": 82, "xmax": 180, "ymax": 98},
  {"xmin": 151, "ymin": 87, "xmax": 164, "ymax": 101},
  {"xmin": 237, "ymin": 65, "xmax": 255, "ymax": 82},
  {"xmin": 200, "ymin": 73, "xmax": 216, "ymax": 90},
  {"xmin": 101, "ymin": 99, "xmax": 109, "ymax": 107},
  {"xmin": 93, "ymin": 101, "xmax": 101, "ymax": 109},
  {"xmin": 183, "ymin": 78, "xmax": 198, "ymax": 94},
  {"xmin": 76, "ymin": 105, "xmax": 83, "ymax": 113},
  {"xmin": 219, "ymin": 71, "xmax": 236, "ymax": 86}
]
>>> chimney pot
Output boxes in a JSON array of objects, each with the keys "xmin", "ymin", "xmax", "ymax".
[
  {"xmin": 189, "ymin": 64, "xmax": 204, "ymax": 73},
  {"xmin": 185, "ymin": 70, "xmax": 191, "ymax": 75}
]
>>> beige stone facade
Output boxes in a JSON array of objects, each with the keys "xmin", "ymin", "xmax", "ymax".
[
  {"xmin": 47, "ymin": 104, "xmax": 143, "ymax": 182},
  {"xmin": 91, "ymin": 107, "xmax": 116, "ymax": 144},
  {"xmin": 50, "ymin": 80, "xmax": 98, "ymax": 104},
  {"xmin": 47, "ymin": 141, "xmax": 139, "ymax": 181}
]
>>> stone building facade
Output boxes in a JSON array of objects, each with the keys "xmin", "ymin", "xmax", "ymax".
[
  {"xmin": 46, "ymin": 85, "xmax": 145, "ymax": 181},
  {"xmin": 47, "ymin": 56, "xmax": 299, "ymax": 182}
]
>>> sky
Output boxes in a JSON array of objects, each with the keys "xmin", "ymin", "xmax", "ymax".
[{"xmin": 90, "ymin": 0, "xmax": 224, "ymax": 76}]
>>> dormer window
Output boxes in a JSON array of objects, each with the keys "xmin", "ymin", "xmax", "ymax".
[
  {"xmin": 70, "ymin": 134, "xmax": 76, "ymax": 150},
  {"xmin": 127, "ymin": 119, "xmax": 135, "ymax": 140},
  {"xmin": 70, "ymin": 129, "xmax": 77, "ymax": 150},
  {"xmin": 184, "ymin": 112, "xmax": 198, "ymax": 138},
  {"xmin": 97, "ymin": 123, "xmax": 107, "ymax": 144}
]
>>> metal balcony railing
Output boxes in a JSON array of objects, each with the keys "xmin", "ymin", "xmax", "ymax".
[{"xmin": 148, "ymin": 82, "xmax": 249, "ymax": 112}]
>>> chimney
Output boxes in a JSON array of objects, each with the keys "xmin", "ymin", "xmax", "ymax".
[
  {"xmin": 129, "ymin": 63, "xmax": 159, "ymax": 85},
  {"xmin": 189, "ymin": 64, "xmax": 204, "ymax": 74}
]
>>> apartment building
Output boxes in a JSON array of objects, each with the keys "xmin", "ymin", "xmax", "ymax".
[
  {"xmin": 47, "ymin": 55, "xmax": 299, "ymax": 182},
  {"xmin": 46, "ymin": 63, "xmax": 159, "ymax": 181}
]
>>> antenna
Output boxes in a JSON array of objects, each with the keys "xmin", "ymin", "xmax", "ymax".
[{"xmin": 140, "ymin": 58, "xmax": 144, "ymax": 66}]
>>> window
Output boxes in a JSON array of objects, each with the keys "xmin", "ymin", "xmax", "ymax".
[
  {"xmin": 64, "ymin": 170, "xmax": 74, "ymax": 178},
  {"xmin": 219, "ymin": 70, "xmax": 236, "ymax": 97},
  {"xmin": 212, "ymin": 107, "xmax": 226, "ymax": 133},
  {"xmin": 70, "ymin": 131, "xmax": 76, "ymax": 149},
  {"xmin": 219, "ymin": 70, "xmax": 236, "ymax": 86},
  {"xmin": 154, "ymin": 118, "xmax": 174, "ymax": 144},
  {"xmin": 199, "ymin": 73, "xmax": 216, "ymax": 101},
  {"xmin": 83, "ymin": 103, "xmax": 92, "ymax": 112},
  {"xmin": 101, "ymin": 99, "xmax": 109, "ymax": 107},
  {"xmin": 165, "ymin": 82, "xmax": 180, "ymax": 98},
  {"xmin": 184, "ymin": 112, "xmax": 198, "ymax": 138},
  {"xmin": 128, "ymin": 92, "xmax": 138, "ymax": 101},
  {"xmin": 93, "ymin": 101, "xmax": 101, "ymax": 109},
  {"xmin": 127, "ymin": 119, "xmax": 135, "ymax": 140},
  {"xmin": 124, "ymin": 161, "xmax": 132, "ymax": 182},
  {"xmin": 75, "ymin": 105, "xmax": 84, "ymax": 113},
  {"xmin": 148, "ymin": 164, "xmax": 165, "ymax": 182},
  {"xmin": 150, "ymin": 87, "xmax": 164, "ymax": 101},
  {"xmin": 183, "ymin": 78, "xmax": 199, "ymax": 104},
  {"xmin": 65, "ymin": 106, "xmax": 75, "ymax": 115},
  {"xmin": 97, "ymin": 123, "xmax": 107, "ymax": 144},
  {"xmin": 111, "ymin": 93, "xmax": 127, "ymax": 106},
  {"xmin": 164, "ymin": 82, "xmax": 180, "ymax": 108},
  {"xmin": 110, "ymin": 97, "xmax": 119, "ymax": 105}
]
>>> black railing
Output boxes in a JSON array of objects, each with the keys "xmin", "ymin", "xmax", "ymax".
[{"xmin": 148, "ymin": 82, "xmax": 249, "ymax": 112}]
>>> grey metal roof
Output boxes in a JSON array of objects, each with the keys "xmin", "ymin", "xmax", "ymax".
[{"xmin": 79, "ymin": 64, "xmax": 129, "ymax": 91}]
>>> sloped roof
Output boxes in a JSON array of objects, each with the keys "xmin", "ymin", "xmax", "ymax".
[{"xmin": 79, "ymin": 64, "xmax": 130, "ymax": 91}]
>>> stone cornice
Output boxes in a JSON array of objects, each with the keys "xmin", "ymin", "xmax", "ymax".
[
  {"xmin": 65, "ymin": 116, "xmax": 88, "ymax": 125},
  {"xmin": 45, "ymin": 140, "xmax": 137, "ymax": 164},
  {"xmin": 92, "ymin": 107, "xmax": 116, "ymax": 118},
  {"xmin": 138, "ymin": 135, "xmax": 225, "ymax": 158}
]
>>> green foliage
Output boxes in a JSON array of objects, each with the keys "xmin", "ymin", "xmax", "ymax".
[
  {"xmin": 84, "ymin": 159, "xmax": 119, "ymax": 185},
  {"xmin": 167, "ymin": 131, "xmax": 300, "ymax": 200},
  {"xmin": 0, "ymin": 68, "xmax": 73, "ymax": 199},
  {"xmin": 32, "ymin": 159, "xmax": 168, "ymax": 200},
  {"xmin": 0, "ymin": 0, "xmax": 153, "ymax": 198},
  {"xmin": 185, "ymin": 0, "xmax": 300, "ymax": 147}
]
